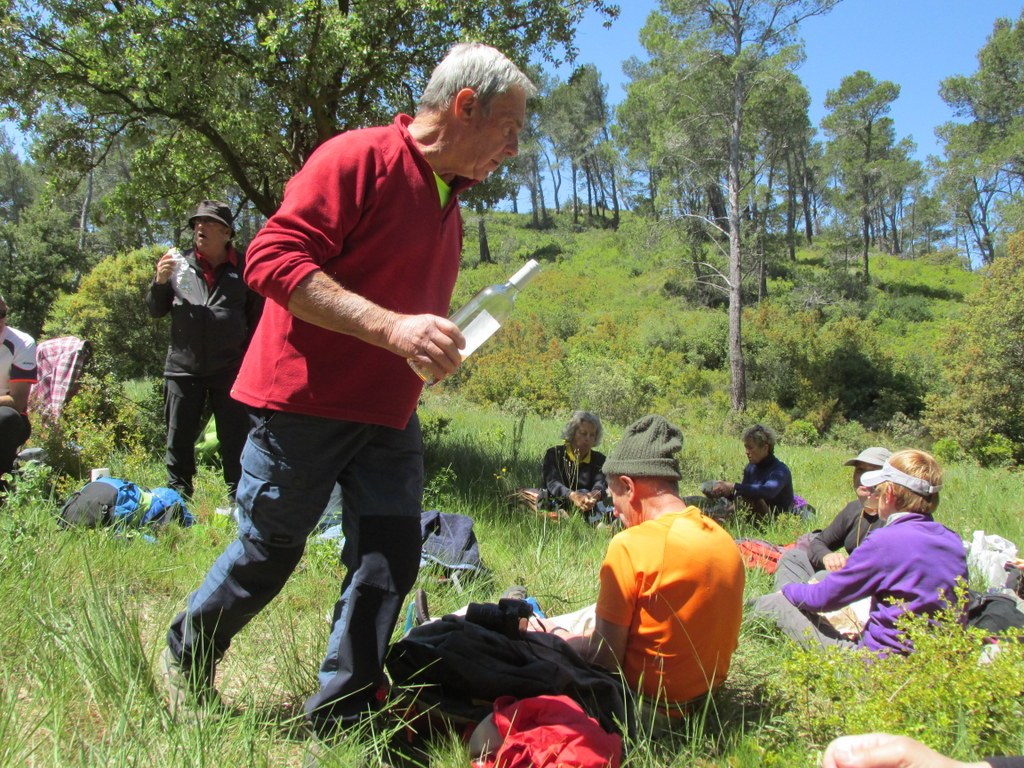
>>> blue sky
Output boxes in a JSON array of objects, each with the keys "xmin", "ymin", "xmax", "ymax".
[{"xmin": 560, "ymin": 0, "xmax": 1023, "ymax": 161}]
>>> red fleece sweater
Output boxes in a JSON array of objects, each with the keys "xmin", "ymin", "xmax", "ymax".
[{"xmin": 233, "ymin": 115, "xmax": 469, "ymax": 428}]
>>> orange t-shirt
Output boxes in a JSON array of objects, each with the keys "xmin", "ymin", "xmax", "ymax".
[{"xmin": 596, "ymin": 507, "xmax": 745, "ymax": 707}]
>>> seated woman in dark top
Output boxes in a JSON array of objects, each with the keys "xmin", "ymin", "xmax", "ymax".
[
  {"xmin": 542, "ymin": 411, "xmax": 609, "ymax": 522},
  {"xmin": 710, "ymin": 424, "xmax": 794, "ymax": 518},
  {"xmin": 774, "ymin": 446, "xmax": 891, "ymax": 588}
]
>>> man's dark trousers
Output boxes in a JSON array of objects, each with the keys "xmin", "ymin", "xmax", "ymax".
[
  {"xmin": 0, "ymin": 406, "xmax": 30, "ymax": 481},
  {"xmin": 166, "ymin": 409, "xmax": 424, "ymax": 733},
  {"xmin": 163, "ymin": 370, "xmax": 248, "ymax": 499}
]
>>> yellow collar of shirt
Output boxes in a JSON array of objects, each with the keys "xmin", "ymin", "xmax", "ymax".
[
  {"xmin": 565, "ymin": 442, "xmax": 592, "ymax": 464},
  {"xmin": 434, "ymin": 173, "xmax": 451, "ymax": 207}
]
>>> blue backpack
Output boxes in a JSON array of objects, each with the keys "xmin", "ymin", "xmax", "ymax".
[{"xmin": 59, "ymin": 477, "xmax": 195, "ymax": 530}]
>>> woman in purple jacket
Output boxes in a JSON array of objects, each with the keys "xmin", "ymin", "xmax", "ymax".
[{"xmin": 754, "ymin": 449, "xmax": 968, "ymax": 655}]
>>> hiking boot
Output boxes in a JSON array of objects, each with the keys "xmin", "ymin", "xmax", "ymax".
[
  {"xmin": 414, "ymin": 589, "xmax": 431, "ymax": 625},
  {"xmin": 160, "ymin": 646, "xmax": 221, "ymax": 716}
]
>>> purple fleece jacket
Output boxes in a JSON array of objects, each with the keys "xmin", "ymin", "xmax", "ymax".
[{"xmin": 781, "ymin": 512, "xmax": 968, "ymax": 653}]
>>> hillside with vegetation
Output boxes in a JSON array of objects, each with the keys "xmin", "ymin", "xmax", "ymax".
[{"xmin": 443, "ymin": 212, "xmax": 998, "ymax": 460}]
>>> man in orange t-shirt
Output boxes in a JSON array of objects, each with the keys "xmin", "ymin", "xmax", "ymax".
[{"xmin": 540, "ymin": 415, "xmax": 745, "ymax": 715}]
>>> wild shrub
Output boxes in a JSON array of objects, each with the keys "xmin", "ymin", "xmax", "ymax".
[
  {"xmin": 43, "ymin": 246, "xmax": 167, "ymax": 380},
  {"xmin": 785, "ymin": 419, "xmax": 819, "ymax": 446},
  {"xmin": 28, "ymin": 371, "xmax": 162, "ymax": 494},
  {"xmin": 764, "ymin": 595, "xmax": 1024, "ymax": 758},
  {"xmin": 460, "ymin": 318, "xmax": 569, "ymax": 415},
  {"xmin": 639, "ymin": 311, "xmax": 729, "ymax": 370},
  {"xmin": 884, "ymin": 412, "xmax": 929, "ymax": 445},
  {"xmin": 823, "ymin": 418, "xmax": 871, "ymax": 450},
  {"xmin": 746, "ymin": 303, "xmax": 925, "ymax": 430},
  {"xmin": 932, "ymin": 437, "xmax": 966, "ymax": 465},
  {"xmin": 923, "ymin": 235, "xmax": 1024, "ymax": 465}
]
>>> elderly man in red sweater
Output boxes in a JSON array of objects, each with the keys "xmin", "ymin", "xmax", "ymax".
[{"xmin": 162, "ymin": 43, "xmax": 535, "ymax": 737}]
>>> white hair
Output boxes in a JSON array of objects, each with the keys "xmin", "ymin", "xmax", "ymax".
[
  {"xmin": 419, "ymin": 42, "xmax": 536, "ymax": 113},
  {"xmin": 561, "ymin": 411, "xmax": 603, "ymax": 445}
]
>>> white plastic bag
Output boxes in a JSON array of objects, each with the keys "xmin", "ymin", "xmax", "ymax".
[
  {"xmin": 168, "ymin": 248, "xmax": 205, "ymax": 305},
  {"xmin": 966, "ymin": 530, "xmax": 1018, "ymax": 589}
]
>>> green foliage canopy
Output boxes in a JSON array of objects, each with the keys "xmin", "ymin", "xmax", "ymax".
[{"xmin": 0, "ymin": 0, "xmax": 618, "ymax": 221}]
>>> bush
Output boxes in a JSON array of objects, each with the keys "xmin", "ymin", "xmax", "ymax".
[
  {"xmin": 824, "ymin": 419, "xmax": 871, "ymax": 450},
  {"xmin": 765, "ymin": 594, "xmax": 1024, "ymax": 758},
  {"xmin": 974, "ymin": 434, "xmax": 1018, "ymax": 469},
  {"xmin": 924, "ymin": 233, "xmax": 1024, "ymax": 465},
  {"xmin": 28, "ymin": 371, "xmax": 163, "ymax": 496},
  {"xmin": 785, "ymin": 419, "xmax": 819, "ymax": 446},
  {"xmin": 884, "ymin": 412, "xmax": 928, "ymax": 445},
  {"xmin": 932, "ymin": 437, "xmax": 965, "ymax": 465},
  {"xmin": 43, "ymin": 246, "xmax": 167, "ymax": 379}
]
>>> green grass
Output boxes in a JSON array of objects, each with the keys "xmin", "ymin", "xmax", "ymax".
[{"xmin": 2, "ymin": 396, "xmax": 1023, "ymax": 766}]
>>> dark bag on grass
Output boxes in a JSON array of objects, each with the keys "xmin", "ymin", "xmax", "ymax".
[
  {"xmin": 419, "ymin": 509, "xmax": 488, "ymax": 581},
  {"xmin": 965, "ymin": 591, "xmax": 1024, "ymax": 639},
  {"xmin": 58, "ymin": 478, "xmax": 120, "ymax": 527},
  {"xmin": 385, "ymin": 607, "xmax": 629, "ymax": 734},
  {"xmin": 59, "ymin": 477, "xmax": 194, "ymax": 530}
]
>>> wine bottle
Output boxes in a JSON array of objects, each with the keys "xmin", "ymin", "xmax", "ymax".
[{"xmin": 408, "ymin": 259, "xmax": 541, "ymax": 384}]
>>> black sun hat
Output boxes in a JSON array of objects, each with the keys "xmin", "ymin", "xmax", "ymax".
[{"xmin": 188, "ymin": 200, "xmax": 234, "ymax": 235}]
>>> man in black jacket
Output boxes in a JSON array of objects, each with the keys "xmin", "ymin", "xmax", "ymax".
[{"xmin": 146, "ymin": 200, "xmax": 263, "ymax": 502}]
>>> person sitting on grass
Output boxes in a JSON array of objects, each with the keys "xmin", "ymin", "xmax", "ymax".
[
  {"xmin": 541, "ymin": 410, "xmax": 610, "ymax": 522},
  {"xmin": 0, "ymin": 293, "xmax": 37, "ymax": 497},
  {"xmin": 708, "ymin": 424, "xmax": 796, "ymax": 519},
  {"xmin": 531, "ymin": 415, "xmax": 746, "ymax": 722},
  {"xmin": 772, "ymin": 446, "xmax": 891, "ymax": 589},
  {"xmin": 754, "ymin": 449, "xmax": 968, "ymax": 655}
]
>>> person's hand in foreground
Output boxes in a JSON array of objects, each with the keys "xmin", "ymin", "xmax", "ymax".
[
  {"xmin": 822, "ymin": 551, "xmax": 849, "ymax": 572},
  {"xmin": 823, "ymin": 733, "xmax": 988, "ymax": 768}
]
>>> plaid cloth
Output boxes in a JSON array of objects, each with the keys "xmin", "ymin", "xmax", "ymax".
[{"xmin": 29, "ymin": 336, "xmax": 90, "ymax": 420}]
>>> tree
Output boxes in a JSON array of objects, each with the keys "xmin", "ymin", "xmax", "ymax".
[
  {"xmin": 821, "ymin": 70, "xmax": 900, "ymax": 282},
  {"xmin": 940, "ymin": 12, "xmax": 1024, "ymax": 185},
  {"xmin": 0, "ymin": 0, "xmax": 617, "ymax": 227},
  {"xmin": 545, "ymin": 66, "xmax": 613, "ymax": 225},
  {"xmin": 935, "ymin": 14, "xmax": 1024, "ymax": 265},
  {"xmin": 620, "ymin": 0, "xmax": 839, "ymax": 411}
]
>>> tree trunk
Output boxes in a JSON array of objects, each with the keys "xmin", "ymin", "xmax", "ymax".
[
  {"xmin": 528, "ymin": 158, "xmax": 540, "ymax": 229},
  {"xmin": 536, "ymin": 155, "xmax": 549, "ymax": 227},
  {"xmin": 78, "ymin": 170, "xmax": 94, "ymax": 252},
  {"xmin": 544, "ymin": 148, "xmax": 562, "ymax": 214},
  {"xmin": 800, "ymin": 148, "xmax": 814, "ymax": 244},
  {"xmin": 785, "ymin": 153, "xmax": 797, "ymax": 260},
  {"xmin": 861, "ymin": 203, "xmax": 870, "ymax": 282},
  {"xmin": 477, "ymin": 210, "xmax": 491, "ymax": 264},
  {"xmin": 648, "ymin": 165, "xmax": 658, "ymax": 222},
  {"xmin": 728, "ymin": 68, "xmax": 747, "ymax": 413},
  {"xmin": 571, "ymin": 162, "xmax": 580, "ymax": 225}
]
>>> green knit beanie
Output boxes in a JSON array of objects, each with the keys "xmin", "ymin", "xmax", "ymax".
[{"xmin": 603, "ymin": 414, "xmax": 683, "ymax": 479}]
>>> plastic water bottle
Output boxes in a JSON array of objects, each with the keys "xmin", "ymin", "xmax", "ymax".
[
  {"xmin": 408, "ymin": 259, "xmax": 541, "ymax": 385},
  {"xmin": 167, "ymin": 247, "xmax": 204, "ymax": 304}
]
